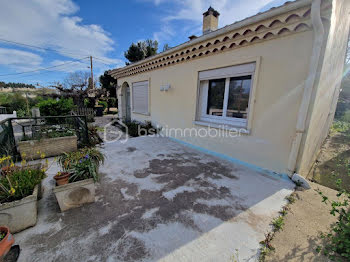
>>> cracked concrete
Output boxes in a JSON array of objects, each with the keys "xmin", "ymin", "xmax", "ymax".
[{"xmin": 15, "ymin": 136, "xmax": 294, "ymax": 262}]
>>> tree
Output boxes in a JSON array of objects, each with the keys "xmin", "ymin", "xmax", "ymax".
[
  {"xmin": 124, "ymin": 43, "xmax": 145, "ymax": 63},
  {"xmin": 51, "ymin": 71, "xmax": 106, "ymax": 107},
  {"xmin": 100, "ymin": 71, "xmax": 117, "ymax": 97},
  {"xmin": 63, "ymin": 71, "xmax": 90, "ymax": 90},
  {"xmin": 163, "ymin": 44, "xmax": 171, "ymax": 52},
  {"xmin": 124, "ymin": 39, "xmax": 159, "ymax": 63},
  {"xmin": 0, "ymin": 81, "xmax": 35, "ymax": 89},
  {"xmin": 144, "ymin": 39, "xmax": 158, "ymax": 58}
]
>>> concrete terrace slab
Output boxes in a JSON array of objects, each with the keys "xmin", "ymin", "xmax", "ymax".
[{"xmin": 15, "ymin": 136, "xmax": 294, "ymax": 262}]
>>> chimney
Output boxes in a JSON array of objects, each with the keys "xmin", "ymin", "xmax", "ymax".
[
  {"xmin": 188, "ymin": 35, "xmax": 198, "ymax": 41},
  {"xmin": 202, "ymin": 6, "xmax": 220, "ymax": 35}
]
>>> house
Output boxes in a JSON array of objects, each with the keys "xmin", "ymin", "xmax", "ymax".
[{"xmin": 110, "ymin": 0, "xmax": 350, "ymax": 178}]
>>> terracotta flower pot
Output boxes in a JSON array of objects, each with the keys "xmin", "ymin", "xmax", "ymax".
[
  {"xmin": 0, "ymin": 226, "xmax": 14, "ymax": 258},
  {"xmin": 54, "ymin": 172, "xmax": 70, "ymax": 186},
  {"xmin": 1, "ymin": 166, "xmax": 18, "ymax": 176}
]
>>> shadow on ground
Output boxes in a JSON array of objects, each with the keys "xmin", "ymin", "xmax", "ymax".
[
  {"xmin": 15, "ymin": 136, "xmax": 294, "ymax": 262},
  {"xmin": 309, "ymin": 130, "xmax": 350, "ymax": 191}
]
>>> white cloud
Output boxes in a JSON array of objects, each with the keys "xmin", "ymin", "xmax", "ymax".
[
  {"xmin": 151, "ymin": 0, "xmax": 288, "ymax": 45},
  {"xmin": 153, "ymin": 25, "xmax": 175, "ymax": 43},
  {"xmin": 0, "ymin": 0, "xmax": 116, "ymax": 68},
  {"xmin": 0, "ymin": 48, "xmax": 42, "ymax": 71},
  {"xmin": 163, "ymin": 0, "xmax": 286, "ymax": 26}
]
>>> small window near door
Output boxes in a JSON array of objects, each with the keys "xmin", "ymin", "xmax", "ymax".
[
  {"xmin": 132, "ymin": 81, "xmax": 149, "ymax": 115},
  {"xmin": 197, "ymin": 62, "xmax": 255, "ymax": 128}
]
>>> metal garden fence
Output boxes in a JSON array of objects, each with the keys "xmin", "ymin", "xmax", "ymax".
[{"xmin": 0, "ymin": 115, "xmax": 89, "ymax": 160}]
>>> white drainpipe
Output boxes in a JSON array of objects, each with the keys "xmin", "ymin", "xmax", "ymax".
[{"xmin": 287, "ymin": 0, "xmax": 325, "ymax": 176}]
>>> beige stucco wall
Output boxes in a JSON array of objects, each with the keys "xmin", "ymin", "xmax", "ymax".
[
  {"xmin": 118, "ymin": 31, "xmax": 314, "ymax": 174},
  {"xmin": 297, "ymin": 0, "xmax": 350, "ymax": 176}
]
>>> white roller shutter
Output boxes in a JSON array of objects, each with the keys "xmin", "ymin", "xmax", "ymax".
[
  {"xmin": 132, "ymin": 81, "xmax": 149, "ymax": 114},
  {"xmin": 199, "ymin": 62, "xmax": 255, "ymax": 80}
]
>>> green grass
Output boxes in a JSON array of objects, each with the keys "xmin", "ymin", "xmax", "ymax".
[
  {"xmin": 285, "ymin": 195, "xmax": 296, "ymax": 204},
  {"xmin": 95, "ymin": 127, "xmax": 105, "ymax": 132},
  {"xmin": 331, "ymin": 121, "xmax": 350, "ymax": 134},
  {"xmin": 279, "ymin": 207, "xmax": 288, "ymax": 216},
  {"xmin": 272, "ymin": 216, "xmax": 284, "ymax": 232}
]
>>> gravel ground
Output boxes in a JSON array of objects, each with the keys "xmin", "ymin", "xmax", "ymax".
[{"xmin": 93, "ymin": 115, "xmax": 128, "ymax": 143}]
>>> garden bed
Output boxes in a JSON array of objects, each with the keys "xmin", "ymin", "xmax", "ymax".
[
  {"xmin": 0, "ymin": 185, "xmax": 39, "ymax": 233},
  {"xmin": 53, "ymin": 147, "xmax": 104, "ymax": 212},
  {"xmin": 17, "ymin": 136, "xmax": 77, "ymax": 160}
]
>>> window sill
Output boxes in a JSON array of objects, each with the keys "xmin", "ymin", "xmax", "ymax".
[
  {"xmin": 193, "ymin": 120, "xmax": 250, "ymax": 134},
  {"xmin": 132, "ymin": 111, "xmax": 150, "ymax": 116}
]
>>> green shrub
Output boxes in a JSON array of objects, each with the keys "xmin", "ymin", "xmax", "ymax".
[
  {"xmin": 331, "ymin": 121, "xmax": 350, "ymax": 134},
  {"xmin": 0, "ymin": 93, "xmax": 27, "ymax": 115},
  {"xmin": 0, "ymin": 168, "xmax": 46, "ymax": 203},
  {"xmin": 98, "ymin": 100, "xmax": 108, "ymax": 109},
  {"xmin": 0, "ymin": 93, "xmax": 45, "ymax": 116},
  {"xmin": 16, "ymin": 108, "xmax": 27, "ymax": 117},
  {"xmin": 107, "ymin": 98, "xmax": 117, "ymax": 108},
  {"xmin": 87, "ymin": 125, "xmax": 103, "ymax": 146},
  {"xmin": 119, "ymin": 120, "xmax": 159, "ymax": 137},
  {"xmin": 58, "ymin": 147, "xmax": 104, "ymax": 182},
  {"xmin": 317, "ymin": 180, "xmax": 350, "ymax": 261},
  {"xmin": 342, "ymin": 110, "xmax": 350, "ymax": 122},
  {"xmin": 36, "ymin": 98, "xmax": 75, "ymax": 116}
]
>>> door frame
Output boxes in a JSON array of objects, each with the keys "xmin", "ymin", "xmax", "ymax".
[{"xmin": 121, "ymin": 82, "xmax": 131, "ymax": 122}]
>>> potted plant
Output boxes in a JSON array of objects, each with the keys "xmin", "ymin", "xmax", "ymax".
[
  {"xmin": 53, "ymin": 172, "xmax": 70, "ymax": 186},
  {"xmin": 0, "ymin": 165, "xmax": 46, "ymax": 232},
  {"xmin": 0, "ymin": 226, "xmax": 14, "ymax": 257},
  {"xmin": 53, "ymin": 147, "xmax": 104, "ymax": 212}
]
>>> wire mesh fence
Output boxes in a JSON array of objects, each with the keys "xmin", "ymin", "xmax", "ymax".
[{"xmin": 0, "ymin": 115, "xmax": 89, "ymax": 160}]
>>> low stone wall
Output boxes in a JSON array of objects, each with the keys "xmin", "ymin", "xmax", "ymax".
[
  {"xmin": 17, "ymin": 136, "xmax": 77, "ymax": 160},
  {"xmin": 0, "ymin": 111, "xmax": 16, "ymax": 122}
]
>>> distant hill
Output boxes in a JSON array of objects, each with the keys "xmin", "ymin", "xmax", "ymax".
[{"xmin": 0, "ymin": 81, "xmax": 36, "ymax": 89}]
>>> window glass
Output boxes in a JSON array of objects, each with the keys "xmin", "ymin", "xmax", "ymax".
[
  {"xmin": 207, "ymin": 78, "xmax": 226, "ymax": 116},
  {"xmin": 226, "ymin": 76, "xmax": 251, "ymax": 119}
]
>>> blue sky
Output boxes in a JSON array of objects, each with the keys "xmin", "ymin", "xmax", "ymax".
[{"xmin": 0, "ymin": 0, "xmax": 288, "ymax": 87}]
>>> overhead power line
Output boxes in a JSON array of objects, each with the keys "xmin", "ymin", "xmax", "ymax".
[
  {"xmin": 11, "ymin": 64, "xmax": 90, "ymax": 79},
  {"xmin": 93, "ymin": 56, "xmax": 118, "ymax": 66},
  {"xmin": 0, "ymin": 38, "xmax": 90, "ymax": 57},
  {"xmin": 0, "ymin": 39, "xmax": 118, "ymax": 65},
  {"xmin": 0, "ymin": 57, "xmax": 90, "ymax": 77}
]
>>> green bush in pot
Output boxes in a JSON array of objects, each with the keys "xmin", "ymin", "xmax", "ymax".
[
  {"xmin": 58, "ymin": 147, "xmax": 104, "ymax": 183},
  {"xmin": 0, "ymin": 168, "xmax": 46, "ymax": 203}
]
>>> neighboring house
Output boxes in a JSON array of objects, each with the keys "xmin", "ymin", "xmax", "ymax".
[{"xmin": 110, "ymin": 0, "xmax": 350, "ymax": 178}]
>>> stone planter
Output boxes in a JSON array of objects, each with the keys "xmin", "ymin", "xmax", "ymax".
[
  {"xmin": 0, "ymin": 185, "xmax": 38, "ymax": 233},
  {"xmin": 53, "ymin": 179, "xmax": 95, "ymax": 212},
  {"xmin": 17, "ymin": 136, "xmax": 78, "ymax": 160}
]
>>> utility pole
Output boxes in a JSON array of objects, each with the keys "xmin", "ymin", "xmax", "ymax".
[{"xmin": 90, "ymin": 56, "xmax": 94, "ymax": 89}]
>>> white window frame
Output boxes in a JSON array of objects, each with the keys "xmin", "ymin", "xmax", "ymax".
[
  {"xmin": 195, "ymin": 58, "xmax": 260, "ymax": 131},
  {"xmin": 132, "ymin": 80, "xmax": 150, "ymax": 115}
]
